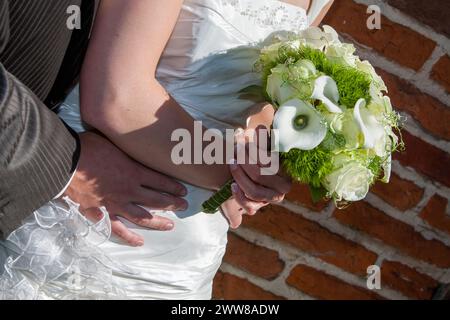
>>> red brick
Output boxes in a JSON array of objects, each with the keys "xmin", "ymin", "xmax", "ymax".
[
  {"xmin": 285, "ymin": 183, "xmax": 329, "ymax": 212},
  {"xmin": 419, "ymin": 195, "xmax": 450, "ymax": 236},
  {"xmin": 371, "ymin": 173, "xmax": 424, "ymax": 211},
  {"xmin": 381, "ymin": 260, "xmax": 439, "ymax": 300},
  {"xmin": 224, "ymin": 233, "xmax": 285, "ymax": 280},
  {"xmin": 386, "ymin": 0, "xmax": 450, "ymax": 38},
  {"xmin": 286, "ymin": 264, "xmax": 383, "ymax": 300},
  {"xmin": 431, "ymin": 55, "xmax": 450, "ymax": 93},
  {"xmin": 377, "ymin": 68, "xmax": 450, "ymax": 140},
  {"xmin": 243, "ymin": 205, "xmax": 377, "ymax": 275},
  {"xmin": 334, "ymin": 202, "xmax": 450, "ymax": 268},
  {"xmin": 323, "ymin": 0, "xmax": 436, "ymax": 70},
  {"xmin": 213, "ymin": 272, "xmax": 285, "ymax": 300},
  {"xmin": 394, "ymin": 131, "xmax": 450, "ymax": 187}
]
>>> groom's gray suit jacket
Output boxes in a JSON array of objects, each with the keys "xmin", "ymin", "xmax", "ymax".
[{"xmin": 0, "ymin": 0, "xmax": 98, "ymax": 238}]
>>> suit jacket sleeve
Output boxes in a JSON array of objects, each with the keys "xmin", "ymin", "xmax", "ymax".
[{"xmin": 0, "ymin": 1, "xmax": 80, "ymax": 238}]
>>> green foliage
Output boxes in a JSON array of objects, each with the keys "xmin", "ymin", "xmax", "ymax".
[
  {"xmin": 258, "ymin": 45, "xmax": 372, "ymax": 108},
  {"xmin": 281, "ymin": 147, "xmax": 334, "ymax": 188},
  {"xmin": 309, "ymin": 185, "xmax": 328, "ymax": 203},
  {"xmin": 368, "ymin": 155, "xmax": 383, "ymax": 181}
]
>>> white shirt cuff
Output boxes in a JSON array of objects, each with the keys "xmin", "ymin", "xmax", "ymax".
[{"xmin": 53, "ymin": 166, "xmax": 78, "ymax": 200}]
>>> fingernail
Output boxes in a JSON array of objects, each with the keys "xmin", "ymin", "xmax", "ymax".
[
  {"xmin": 231, "ymin": 183, "xmax": 239, "ymax": 193},
  {"xmin": 179, "ymin": 186, "xmax": 188, "ymax": 196},
  {"xmin": 180, "ymin": 201, "xmax": 188, "ymax": 210},
  {"xmin": 136, "ymin": 240, "xmax": 144, "ymax": 247},
  {"xmin": 166, "ymin": 223, "xmax": 174, "ymax": 230},
  {"xmin": 235, "ymin": 128, "xmax": 244, "ymax": 137}
]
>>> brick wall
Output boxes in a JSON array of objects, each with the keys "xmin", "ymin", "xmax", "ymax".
[{"xmin": 213, "ymin": 0, "xmax": 450, "ymax": 300}]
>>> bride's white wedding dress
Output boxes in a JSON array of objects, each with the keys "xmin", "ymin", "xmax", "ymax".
[{"xmin": 0, "ymin": 0, "xmax": 330, "ymax": 300}]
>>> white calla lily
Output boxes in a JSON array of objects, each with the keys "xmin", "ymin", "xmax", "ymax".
[
  {"xmin": 354, "ymin": 98, "xmax": 387, "ymax": 152},
  {"xmin": 381, "ymin": 130, "xmax": 399, "ymax": 183},
  {"xmin": 311, "ymin": 76, "xmax": 343, "ymax": 113},
  {"xmin": 382, "ymin": 154, "xmax": 392, "ymax": 183},
  {"xmin": 273, "ymin": 99, "xmax": 327, "ymax": 152}
]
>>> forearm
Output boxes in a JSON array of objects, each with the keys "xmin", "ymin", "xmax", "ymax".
[
  {"xmin": 79, "ymin": 0, "xmax": 234, "ymax": 190},
  {"xmin": 81, "ymin": 75, "xmax": 231, "ymax": 190},
  {"xmin": 311, "ymin": 0, "xmax": 334, "ymax": 26}
]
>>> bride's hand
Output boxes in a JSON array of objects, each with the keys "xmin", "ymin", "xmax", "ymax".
[{"xmin": 223, "ymin": 103, "xmax": 292, "ymax": 228}]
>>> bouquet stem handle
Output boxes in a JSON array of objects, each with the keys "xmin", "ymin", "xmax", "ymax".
[{"xmin": 202, "ymin": 180, "xmax": 234, "ymax": 214}]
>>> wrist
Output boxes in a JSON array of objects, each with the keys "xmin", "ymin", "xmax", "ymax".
[{"xmin": 54, "ymin": 123, "xmax": 81, "ymax": 200}]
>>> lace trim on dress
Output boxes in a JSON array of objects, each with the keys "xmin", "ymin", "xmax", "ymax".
[
  {"xmin": 0, "ymin": 198, "xmax": 136, "ymax": 300},
  {"xmin": 221, "ymin": 0, "xmax": 308, "ymax": 32}
]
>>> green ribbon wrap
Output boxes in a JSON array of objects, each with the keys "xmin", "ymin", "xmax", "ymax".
[{"xmin": 201, "ymin": 180, "xmax": 234, "ymax": 214}]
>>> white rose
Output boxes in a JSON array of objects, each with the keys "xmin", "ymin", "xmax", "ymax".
[
  {"xmin": 355, "ymin": 60, "xmax": 387, "ymax": 92},
  {"xmin": 267, "ymin": 61, "xmax": 317, "ymax": 105},
  {"xmin": 325, "ymin": 43, "xmax": 358, "ymax": 67},
  {"xmin": 299, "ymin": 26, "xmax": 329, "ymax": 50},
  {"xmin": 300, "ymin": 25, "xmax": 340, "ymax": 50},
  {"xmin": 260, "ymin": 42, "xmax": 283, "ymax": 63},
  {"xmin": 266, "ymin": 65, "xmax": 297, "ymax": 105},
  {"xmin": 325, "ymin": 155, "xmax": 374, "ymax": 202},
  {"xmin": 329, "ymin": 109, "xmax": 363, "ymax": 150},
  {"xmin": 322, "ymin": 25, "xmax": 340, "ymax": 43}
]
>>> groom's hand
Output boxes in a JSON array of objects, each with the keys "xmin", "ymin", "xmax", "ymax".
[{"xmin": 63, "ymin": 132, "xmax": 188, "ymax": 246}]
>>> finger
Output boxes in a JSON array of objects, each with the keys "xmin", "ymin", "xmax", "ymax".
[
  {"xmin": 245, "ymin": 104, "xmax": 274, "ymax": 135},
  {"xmin": 253, "ymin": 125, "xmax": 271, "ymax": 148},
  {"xmin": 120, "ymin": 204, "xmax": 175, "ymax": 231},
  {"xmin": 135, "ymin": 187, "xmax": 188, "ymax": 211},
  {"xmin": 230, "ymin": 161, "xmax": 284, "ymax": 203},
  {"xmin": 231, "ymin": 183, "xmax": 266, "ymax": 216},
  {"xmin": 110, "ymin": 215, "xmax": 145, "ymax": 247},
  {"xmin": 83, "ymin": 207, "xmax": 107, "ymax": 222},
  {"xmin": 228, "ymin": 214, "xmax": 242, "ymax": 229},
  {"xmin": 138, "ymin": 166, "xmax": 187, "ymax": 196},
  {"xmin": 240, "ymin": 162, "xmax": 292, "ymax": 195},
  {"xmin": 83, "ymin": 207, "xmax": 144, "ymax": 247},
  {"xmin": 241, "ymin": 130, "xmax": 292, "ymax": 194},
  {"xmin": 223, "ymin": 201, "xmax": 243, "ymax": 229},
  {"xmin": 244, "ymin": 125, "xmax": 270, "ymax": 160}
]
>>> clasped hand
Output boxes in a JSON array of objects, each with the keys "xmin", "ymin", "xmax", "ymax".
[{"xmin": 221, "ymin": 104, "xmax": 292, "ymax": 228}]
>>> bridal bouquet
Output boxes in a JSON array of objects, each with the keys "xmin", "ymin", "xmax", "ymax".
[{"xmin": 202, "ymin": 26, "xmax": 402, "ymax": 213}]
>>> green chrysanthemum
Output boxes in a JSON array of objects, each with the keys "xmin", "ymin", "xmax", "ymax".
[
  {"xmin": 258, "ymin": 45, "xmax": 372, "ymax": 108},
  {"xmin": 368, "ymin": 155, "xmax": 383, "ymax": 181},
  {"xmin": 281, "ymin": 147, "xmax": 334, "ymax": 188}
]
